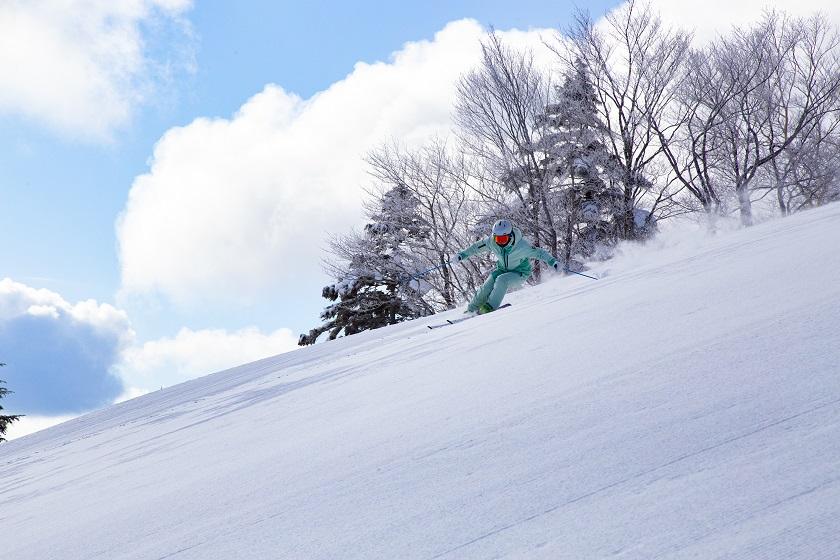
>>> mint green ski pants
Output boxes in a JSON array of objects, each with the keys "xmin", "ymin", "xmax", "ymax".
[{"xmin": 468, "ymin": 270, "xmax": 526, "ymax": 311}]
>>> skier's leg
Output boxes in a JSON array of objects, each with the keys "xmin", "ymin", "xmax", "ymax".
[
  {"xmin": 468, "ymin": 271, "xmax": 501, "ymax": 312},
  {"xmin": 487, "ymin": 272, "xmax": 525, "ymax": 309}
]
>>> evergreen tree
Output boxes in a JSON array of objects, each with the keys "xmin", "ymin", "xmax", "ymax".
[
  {"xmin": 1, "ymin": 364, "xmax": 22, "ymax": 443},
  {"xmin": 538, "ymin": 59, "xmax": 626, "ymax": 263},
  {"xmin": 299, "ymin": 185, "xmax": 431, "ymax": 345}
]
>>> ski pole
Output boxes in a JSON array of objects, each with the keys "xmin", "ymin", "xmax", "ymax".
[
  {"xmin": 401, "ymin": 263, "xmax": 447, "ymax": 283},
  {"xmin": 563, "ymin": 267, "xmax": 599, "ymax": 281}
]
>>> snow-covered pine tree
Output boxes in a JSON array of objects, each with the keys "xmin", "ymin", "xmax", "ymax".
[
  {"xmin": 537, "ymin": 58, "xmax": 624, "ymax": 264},
  {"xmin": 1, "ymin": 365, "xmax": 22, "ymax": 443},
  {"xmin": 299, "ymin": 185, "xmax": 432, "ymax": 346}
]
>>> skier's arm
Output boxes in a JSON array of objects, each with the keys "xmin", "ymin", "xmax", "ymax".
[
  {"xmin": 456, "ymin": 237, "xmax": 492, "ymax": 261},
  {"xmin": 527, "ymin": 244, "xmax": 559, "ymax": 268}
]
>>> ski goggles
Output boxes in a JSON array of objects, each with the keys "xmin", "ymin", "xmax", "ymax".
[{"xmin": 494, "ymin": 233, "xmax": 511, "ymax": 246}]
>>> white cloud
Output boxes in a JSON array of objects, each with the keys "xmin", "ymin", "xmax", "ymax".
[
  {"xmin": 0, "ymin": 0, "xmax": 193, "ymax": 140},
  {"xmin": 0, "ymin": 278, "xmax": 134, "ymax": 345},
  {"xmin": 116, "ymin": 326, "xmax": 298, "ymax": 391},
  {"xmin": 116, "ymin": 19, "xmax": 553, "ymax": 309},
  {"xmin": 647, "ymin": 0, "xmax": 840, "ymax": 42}
]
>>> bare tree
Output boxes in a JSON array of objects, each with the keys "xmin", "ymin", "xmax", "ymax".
[
  {"xmin": 454, "ymin": 32, "xmax": 557, "ymax": 279},
  {"xmin": 561, "ymin": 0, "xmax": 691, "ymax": 238},
  {"xmin": 652, "ymin": 46, "xmax": 745, "ymax": 218},
  {"xmin": 762, "ymin": 16, "xmax": 840, "ymax": 215},
  {"xmin": 765, "ymin": 113, "xmax": 840, "ymax": 214},
  {"xmin": 710, "ymin": 14, "xmax": 840, "ymax": 225}
]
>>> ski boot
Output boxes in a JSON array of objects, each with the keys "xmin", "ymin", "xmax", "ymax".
[{"xmin": 477, "ymin": 303, "xmax": 494, "ymax": 315}]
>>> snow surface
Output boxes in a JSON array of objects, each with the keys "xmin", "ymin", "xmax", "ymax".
[{"xmin": 3, "ymin": 204, "xmax": 840, "ymax": 559}]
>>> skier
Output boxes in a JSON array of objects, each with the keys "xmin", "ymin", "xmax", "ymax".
[{"xmin": 455, "ymin": 219, "xmax": 562, "ymax": 314}]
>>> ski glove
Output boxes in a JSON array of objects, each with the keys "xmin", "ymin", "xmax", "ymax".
[
  {"xmin": 451, "ymin": 254, "xmax": 465, "ymax": 264},
  {"xmin": 553, "ymin": 262, "xmax": 564, "ymax": 272}
]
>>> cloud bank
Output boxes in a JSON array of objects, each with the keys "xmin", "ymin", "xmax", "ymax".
[
  {"xmin": 0, "ymin": 279, "xmax": 131, "ymax": 414},
  {"xmin": 0, "ymin": 0, "xmax": 194, "ymax": 140}
]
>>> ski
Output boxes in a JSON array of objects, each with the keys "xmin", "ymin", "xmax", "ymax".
[
  {"xmin": 427, "ymin": 304, "xmax": 511, "ymax": 330},
  {"xmin": 427, "ymin": 316, "xmax": 473, "ymax": 330}
]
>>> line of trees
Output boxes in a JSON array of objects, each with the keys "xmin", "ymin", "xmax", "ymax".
[{"xmin": 300, "ymin": 2, "xmax": 840, "ymax": 345}]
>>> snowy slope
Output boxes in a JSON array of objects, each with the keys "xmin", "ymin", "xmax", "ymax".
[{"xmin": 2, "ymin": 204, "xmax": 840, "ymax": 560}]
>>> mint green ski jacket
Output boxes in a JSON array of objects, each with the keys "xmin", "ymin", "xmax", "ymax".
[{"xmin": 458, "ymin": 227, "xmax": 557, "ymax": 277}]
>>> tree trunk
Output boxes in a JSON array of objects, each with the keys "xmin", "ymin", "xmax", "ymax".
[
  {"xmin": 736, "ymin": 182, "xmax": 754, "ymax": 226},
  {"xmin": 776, "ymin": 182, "xmax": 789, "ymax": 216},
  {"xmin": 621, "ymin": 188, "xmax": 635, "ymax": 240},
  {"xmin": 529, "ymin": 186, "xmax": 543, "ymax": 282},
  {"xmin": 563, "ymin": 186, "xmax": 577, "ymax": 265},
  {"xmin": 563, "ymin": 209, "xmax": 575, "ymax": 265},
  {"xmin": 439, "ymin": 253, "xmax": 455, "ymax": 309}
]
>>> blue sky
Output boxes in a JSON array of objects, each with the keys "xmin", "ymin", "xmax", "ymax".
[{"xmin": 7, "ymin": 0, "xmax": 824, "ymax": 436}]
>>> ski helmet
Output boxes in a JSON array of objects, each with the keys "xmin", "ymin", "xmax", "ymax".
[{"xmin": 491, "ymin": 219, "xmax": 513, "ymax": 246}]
